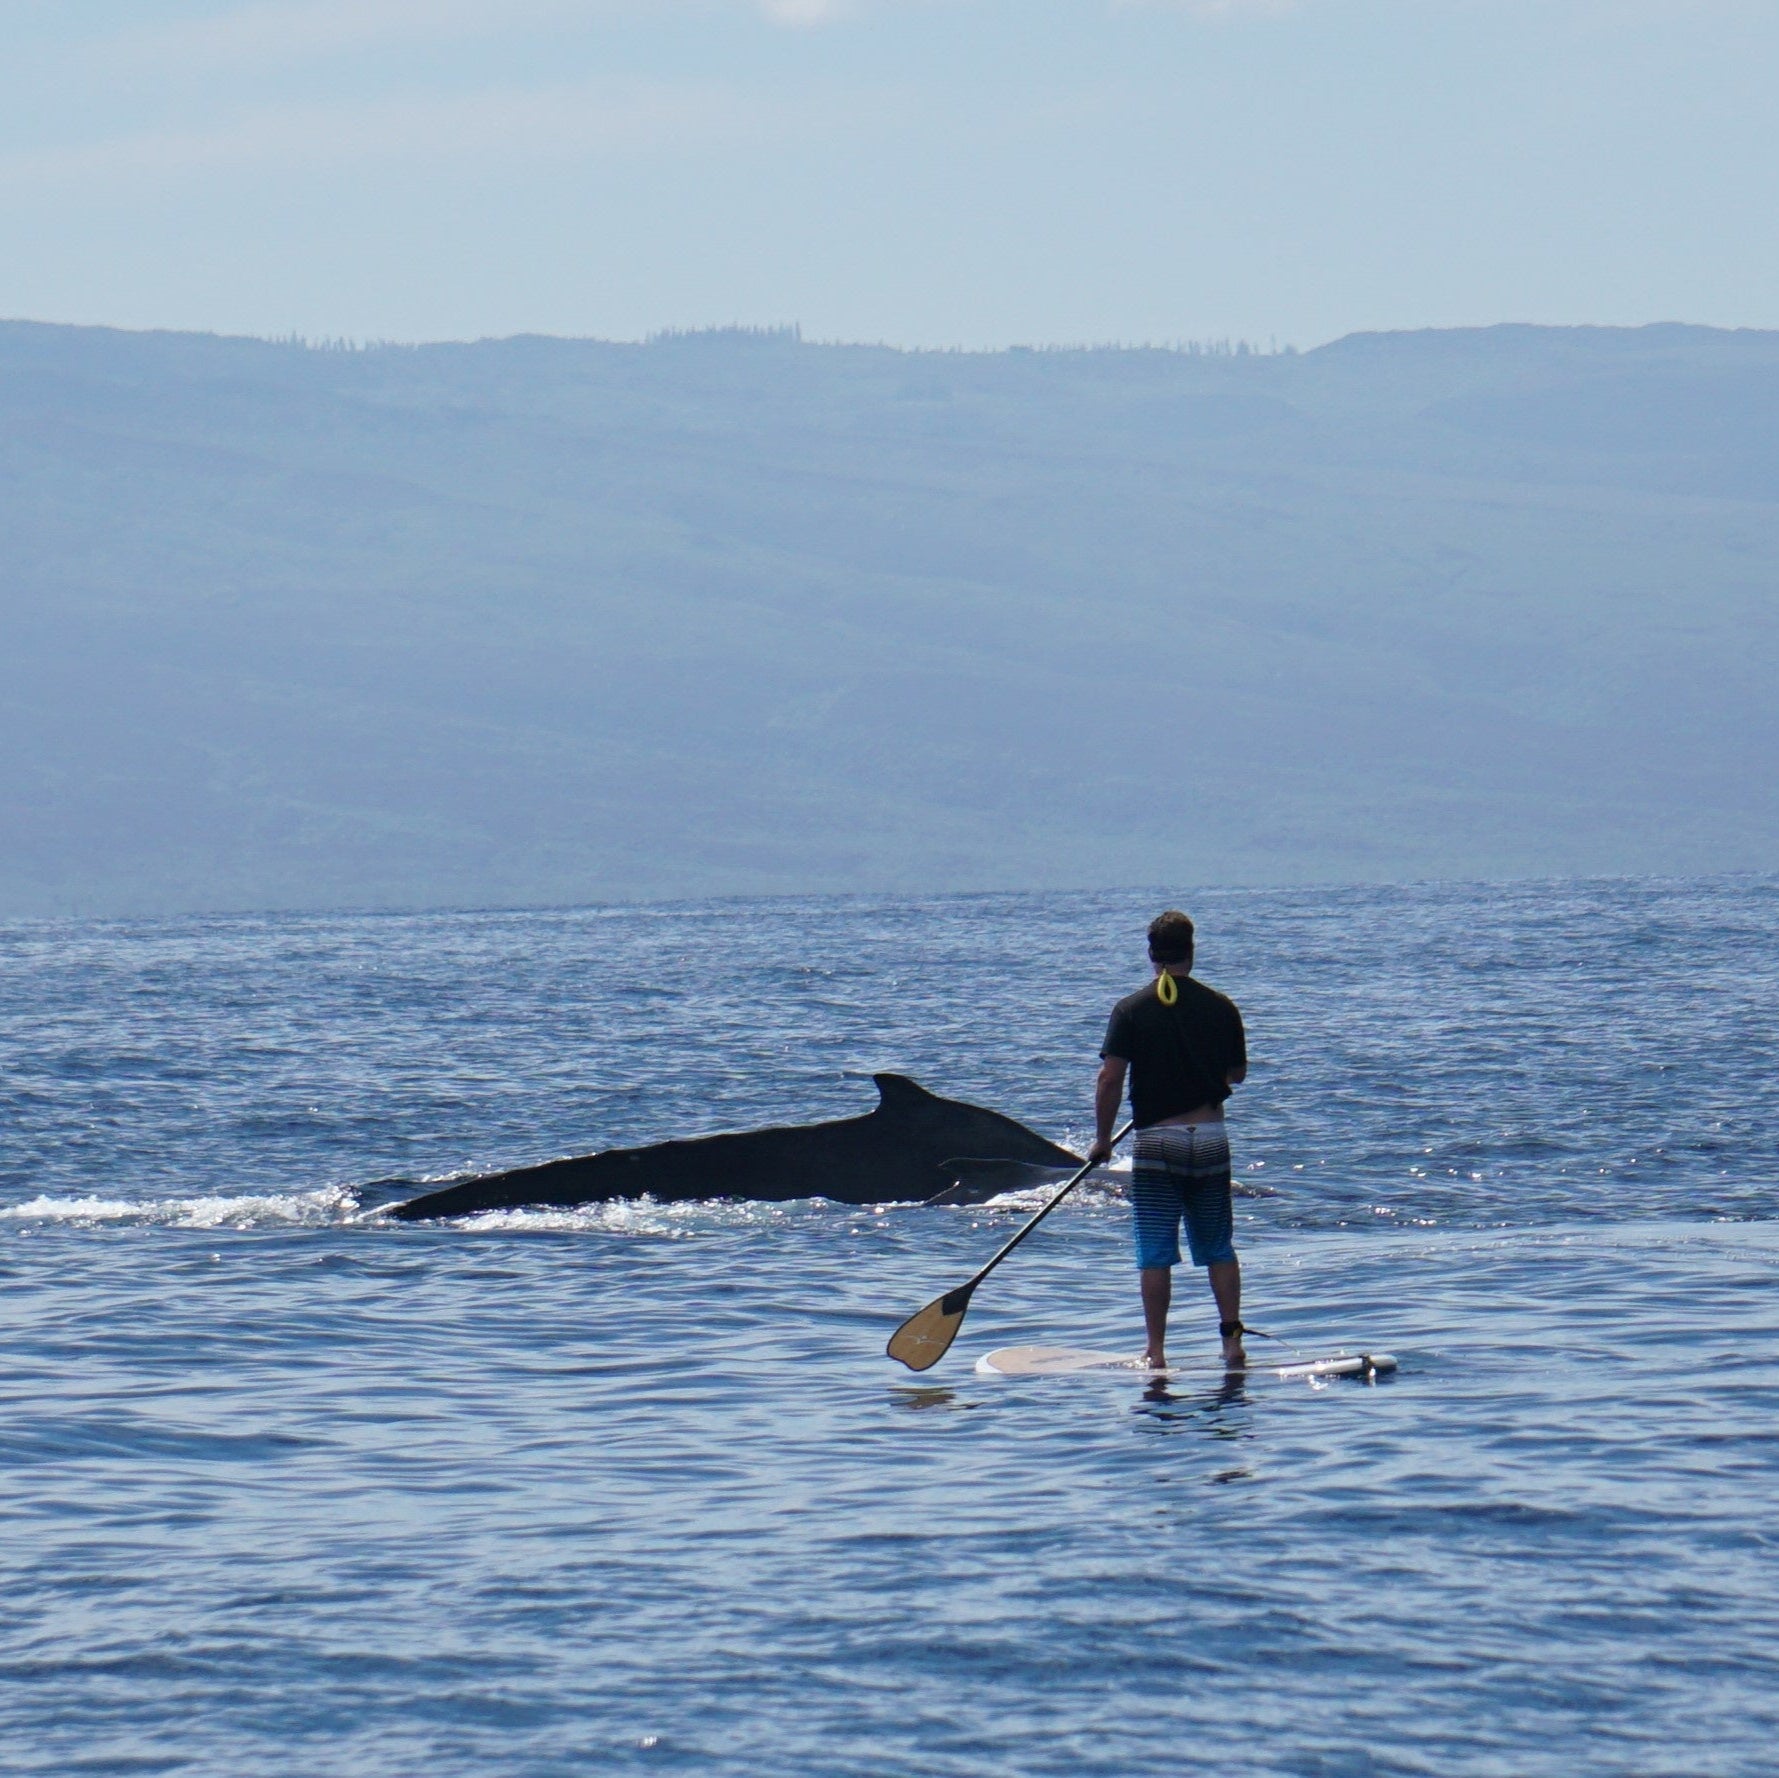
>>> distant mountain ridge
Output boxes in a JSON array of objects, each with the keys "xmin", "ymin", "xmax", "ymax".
[{"xmin": 2, "ymin": 319, "xmax": 1775, "ymax": 916}]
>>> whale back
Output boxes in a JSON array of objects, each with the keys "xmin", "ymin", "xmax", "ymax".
[{"xmin": 387, "ymin": 1073, "xmax": 1079, "ymax": 1219}]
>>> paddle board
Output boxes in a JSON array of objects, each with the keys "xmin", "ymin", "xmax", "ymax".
[{"xmin": 975, "ymin": 1344, "xmax": 1397, "ymax": 1381}]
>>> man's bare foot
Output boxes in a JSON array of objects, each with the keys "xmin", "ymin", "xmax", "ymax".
[
  {"xmin": 1221, "ymin": 1338, "xmax": 1247, "ymax": 1368},
  {"xmin": 1144, "ymin": 1350, "xmax": 1167, "ymax": 1370}
]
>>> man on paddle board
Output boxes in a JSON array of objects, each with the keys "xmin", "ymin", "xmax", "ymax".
[{"xmin": 1086, "ymin": 911, "xmax": 1248, "ymax": 1369}]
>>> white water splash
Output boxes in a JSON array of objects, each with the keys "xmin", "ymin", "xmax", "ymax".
[
  {"xmin": 447, "ymin": 1193, "xmax": 827, "ymax": 1237},
  {"xmin": 0, "ymin": 1185, "xmax": 359, "ymax": 1230}
]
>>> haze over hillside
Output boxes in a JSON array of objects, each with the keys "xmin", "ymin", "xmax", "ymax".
[{"xmin": 3, "ymin": 318, "xmax": 1775, "ymax": 918}]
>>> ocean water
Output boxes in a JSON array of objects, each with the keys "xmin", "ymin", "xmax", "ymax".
[{"xmin": 2, "ymin": 876, "xmax": 1775, "ymax": 1777}]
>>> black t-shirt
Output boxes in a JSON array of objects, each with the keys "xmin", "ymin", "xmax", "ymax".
[{"xmin": 1101, "ymin": 973, "xmax": 1247, "ymax": 1129}]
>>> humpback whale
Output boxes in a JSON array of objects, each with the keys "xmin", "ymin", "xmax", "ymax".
[{"xmin": 386, "ymin": 1074, "xmax": 1083, "ymax": 1220}]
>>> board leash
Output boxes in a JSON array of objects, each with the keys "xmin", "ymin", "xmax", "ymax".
[{"xmin": 1232, "ymin": 1322, "xmax": 1306, "ymax": 1359}]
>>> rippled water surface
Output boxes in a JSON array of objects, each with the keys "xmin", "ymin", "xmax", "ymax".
[{"xmin": 2, "ymin": 878, "xmax": 1776, "ymax": 1775}]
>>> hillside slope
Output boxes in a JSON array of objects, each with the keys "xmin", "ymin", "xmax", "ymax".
[{"xmin": 3, "ymin": 320, "xmax": 1775, "ymax": 915}]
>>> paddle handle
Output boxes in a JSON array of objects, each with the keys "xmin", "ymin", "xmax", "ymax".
[{"xmin": 964, "ymin": 1121, "xmax": 1132, "ymax": 1292}]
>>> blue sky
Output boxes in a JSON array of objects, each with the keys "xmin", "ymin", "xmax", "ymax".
[{"xmin": 4, "ymin": 0, "xmax": 1775, "ymax": 347}]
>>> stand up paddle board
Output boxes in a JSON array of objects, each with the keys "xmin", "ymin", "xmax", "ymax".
[{"xmin": 975, "ymin": 1344, "xmax": 1397, "ymax": 1382}]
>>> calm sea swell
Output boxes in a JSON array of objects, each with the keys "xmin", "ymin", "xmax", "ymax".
[{"xmin": 1, "ymin": 878, "xmax": 1775, "ymax": 1776}]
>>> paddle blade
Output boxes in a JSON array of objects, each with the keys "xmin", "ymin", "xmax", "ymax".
[{"xmin": 886, "ymin": 1284, "xmax": 975, "ymax": 1372}]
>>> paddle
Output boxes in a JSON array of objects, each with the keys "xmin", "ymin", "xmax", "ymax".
[{"xmin": 886, "ymin": 1122, "xmax": 1132, "ymax": 1372}]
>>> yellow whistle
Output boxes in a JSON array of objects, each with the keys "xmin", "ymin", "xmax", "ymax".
[{"xmin": 1157, "ymin": 971, "xmax": 1178, "ymax": 1006}]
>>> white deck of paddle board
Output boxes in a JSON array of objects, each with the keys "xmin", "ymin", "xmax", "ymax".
[{"xmin": 975, "ymin": 1345, "xmax": 1397, "ymax": 1381}]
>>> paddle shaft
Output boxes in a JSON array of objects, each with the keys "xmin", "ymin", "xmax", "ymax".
[
  {"xmin": 956, "ymin": 1121, "xmax": 1132, "ymax": 1301},
  {"xmin": 886, "ymin": 1124, "xmax": 1135, "ymax": 1370}
]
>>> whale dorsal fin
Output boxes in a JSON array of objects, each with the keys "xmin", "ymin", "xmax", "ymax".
[{"xmin": 873, "ymin": 1073, "xmax": 939, "ymax": 1112}]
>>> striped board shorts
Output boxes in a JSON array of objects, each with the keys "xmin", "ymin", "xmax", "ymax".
[{"xmin": 1130, "ymin": 1121, "xmax": 1236, "ymax": 1270}]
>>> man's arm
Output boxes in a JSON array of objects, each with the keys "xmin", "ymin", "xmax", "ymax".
[{"xmin": 1087, "ymin": 1056, "xmax": 1127, "ymax": 1166}]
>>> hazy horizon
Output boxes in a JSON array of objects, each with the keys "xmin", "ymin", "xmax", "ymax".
[{"xmin": 8, "ymin": 4, "xmax": 1777, "ymax": 919}]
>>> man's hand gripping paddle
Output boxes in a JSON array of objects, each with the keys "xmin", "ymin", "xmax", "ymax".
[{"xmin": 886, "ymin": 1122, "xmax": 1132, "ymax": 1372}]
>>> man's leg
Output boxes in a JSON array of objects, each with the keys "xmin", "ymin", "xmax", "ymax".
[
  {"xmin": 1209, "ymin": 1256, "xmax": 1243, "ymax": 1365},
  {"xmin": 1141, "ymin": 1266, "xmax": 1172, "ymax": 1368},
  {"xmin": 1130, "ymin": 1134, "xmax": 1182, "ymax": 1369}
]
